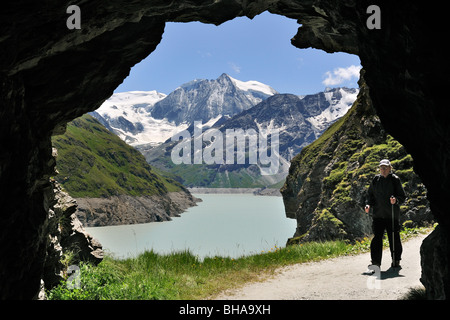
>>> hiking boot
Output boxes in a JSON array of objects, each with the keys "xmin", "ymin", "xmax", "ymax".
[{"xmin": 391, "ymin": 260, "xmax": 401, "ymax": 269}]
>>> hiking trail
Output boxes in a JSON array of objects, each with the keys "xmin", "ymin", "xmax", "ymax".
[{"xmin": 215, "ymin": 233, "xmax": 428, "ymax": 300}]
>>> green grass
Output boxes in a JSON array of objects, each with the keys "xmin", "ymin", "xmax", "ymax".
[
  {"xmin": 47, "ymin": 241, "xmax": 348, "ymax": 300},
  {"xmin": 52, "ymin": 114, "xmax": 184, "ymax": 198},
  {"xmin": 46, "ymin": 226, "xmax": 431, "ymax": 300}
]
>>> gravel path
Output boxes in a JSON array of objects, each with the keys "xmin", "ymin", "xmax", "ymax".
[{"xmin": 216, "ymin": 233, "xmax": 428, "ymax": 300}]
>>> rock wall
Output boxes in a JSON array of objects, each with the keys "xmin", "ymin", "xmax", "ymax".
[
  {"xmin": 43, "ymin": 182, "xmax": 103, "ymax": 294},
  {"xmin": 1, "ymin": 0, "xmax": 448, "ymax": 299}
]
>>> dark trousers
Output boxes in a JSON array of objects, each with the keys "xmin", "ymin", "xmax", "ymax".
[{"xmin": 370, "ymin": 218, "xmax": 402, "ymax": 265}]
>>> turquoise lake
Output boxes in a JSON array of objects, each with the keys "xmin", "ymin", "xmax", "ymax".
[{"xmin": 85, "ymin": 193, "xmax": 297, "ymax": 260}]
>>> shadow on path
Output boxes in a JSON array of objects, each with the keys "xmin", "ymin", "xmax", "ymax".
[
  {"xmin": 361, "ymin": 266, "xmax": 405, "ymax": 280},
  {"xmin": 381, "ymin": 267, "xmax": 405, "ymax": 280}
]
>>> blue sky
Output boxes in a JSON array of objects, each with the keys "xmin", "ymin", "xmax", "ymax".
[{"xmin": 115, "ymin": 12, "xmax": 361, "ymax": 96}]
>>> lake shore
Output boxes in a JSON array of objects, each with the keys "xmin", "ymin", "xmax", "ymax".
[
  {"xmin": 76, "ymin": 191, "xmax": 200, "ymax": 227},
  {"xmin": 187, "ymin": 187, "xmax": 281, "ymax": 196}
]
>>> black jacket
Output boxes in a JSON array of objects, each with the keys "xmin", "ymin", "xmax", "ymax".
[{"xmin": 366, "ymin": 173, "xmax": 406, "ymax": 220}]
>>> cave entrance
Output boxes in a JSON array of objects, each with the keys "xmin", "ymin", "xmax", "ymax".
[
  {"xmin": 54, "ymin": 12, "xmax": 363, "ymax": 259},
  {"xmin": 52, "ymin": 9, "xmax": 435, "ymax": 272},
  {"xmin": 2, "ymin": 2, "xmax": 444, "ymax": 300}
]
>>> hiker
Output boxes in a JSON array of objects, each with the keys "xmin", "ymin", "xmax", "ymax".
[{"xmin": 365, "ymin": 159, "xmax": 406, "ymax": 269}]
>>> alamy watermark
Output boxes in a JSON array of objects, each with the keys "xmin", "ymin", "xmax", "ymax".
[
  {"xmin": 66, "ymin": 5, "xmax": 81, "ymax": 30},
  {"xmin": 366, "ymin": 5, "xmax": 381, "ymax": 29},
  {"xmin": 171, "ymin": 121, "xmax": 280, "ymax": 176},
  {"xmin": 66, "ymin": 4, "xmax": 380, "ymax": 31},
  {"xmin": 366, "ymin": 265, "xmax": 381, "ymax": 290},
  {"xmin": 66, "ymin": 265, "xmax": 81, "ymax": 289}
]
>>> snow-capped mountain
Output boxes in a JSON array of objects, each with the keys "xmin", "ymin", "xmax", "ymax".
[
  {"xmin": 151, "ymin": 73, "xmax": 277, "ymax": 125},
  {"xmin": 142, "ymin": 87, "xmax": 359, "ymax": 188},
  {"xmin": 306, "ymin": 87, "xmax": 359, "ymax": 131},
  {"xmin": 91, "ymin": 74, "xmax": 277, "ymax": 147}
]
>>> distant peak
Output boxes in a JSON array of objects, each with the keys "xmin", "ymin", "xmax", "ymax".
[{"xmin": 217, "ymin": 73, "xmax": 233, "ymax": 83}]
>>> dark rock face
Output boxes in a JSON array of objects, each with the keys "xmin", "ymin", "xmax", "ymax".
[
  {"xmin": 1, "ymin": 1, "xmax": 448, "ymax": 299},
  {"xmin": 420, "ymin": 225, "xmax": 449, "ymax": 300}
]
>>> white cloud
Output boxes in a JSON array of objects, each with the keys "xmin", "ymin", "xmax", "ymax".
[
  {"xmin": 322, "ymin": 65, "xmax": 362, "ymax": 86},
  {"xmin": 229, "ymin": 62, "xmax": 241, "ymax": 74}
]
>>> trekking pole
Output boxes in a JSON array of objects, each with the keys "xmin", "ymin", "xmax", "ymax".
[{"xmin": 390, "ymin": 196, "xmax": 395, "ymax": 266}]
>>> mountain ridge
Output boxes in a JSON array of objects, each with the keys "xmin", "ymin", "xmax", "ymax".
[
  {"xmin": 142, "ymin": 87, "xmax": 358, "ymax": 188},
  {"xmin": 91, "ymin": 73, "xmax": 277, "ymax": 147}
]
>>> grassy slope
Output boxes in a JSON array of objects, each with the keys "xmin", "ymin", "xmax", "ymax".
[{"xmin": 52, "ymin": 114, "xmax": 184, "ymax": 198}]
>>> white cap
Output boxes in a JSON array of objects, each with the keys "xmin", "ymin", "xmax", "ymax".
[{"xmin": 379, "ymin": 159, "xmax": 391, "ymax": 167}]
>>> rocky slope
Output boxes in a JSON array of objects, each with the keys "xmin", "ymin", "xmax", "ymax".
[
  {"xmin": 281, "ymin": 73, "xmax": 434, "ymax": 244},
  {"xmin": 75, "ymin": 191, "xmax": 199, "ymax": 227},
  {"xmin": 52, "ymin": 114, "xmax": 199, "ymax": 227},
  {"xmin": 41, "ymin": 181, "xmax": 103, "ymax": 295}
]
